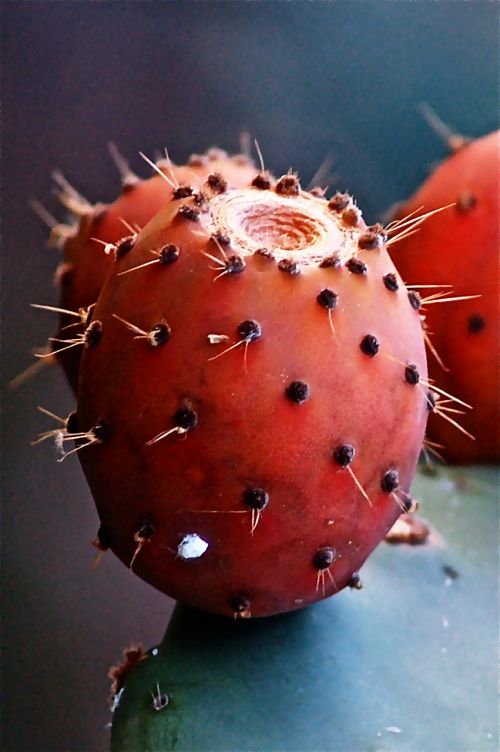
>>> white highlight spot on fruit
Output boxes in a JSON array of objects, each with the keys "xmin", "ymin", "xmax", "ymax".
[
  {"xmin": 177, "ymin": 534, "xmax": 209, "ymax": 560},
  {"xmin": 208, "ymin": 334, "xmax": 230, "ymax": 345}
]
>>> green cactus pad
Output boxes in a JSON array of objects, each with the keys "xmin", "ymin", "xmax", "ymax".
[{"xmin": 110, "ymin": 466, "xmax": 498, "ymax": 752}]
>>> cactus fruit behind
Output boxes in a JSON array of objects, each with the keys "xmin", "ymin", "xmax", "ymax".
[
  {"xmin": 46, "ymin": 148, "xmax": 258, "ymax": 392},
  {"xmin": 391, "ymin": 130, "xmax": 500, "ymax": 463},
  {"xmin": 73, "ymin": 173, "xmax": 430, "ymax": 617},
  {"xmin": 110, "ymin": 466, "xmax": 499, "ymax": 752}
]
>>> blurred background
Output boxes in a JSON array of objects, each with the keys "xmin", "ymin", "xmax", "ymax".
[{"xmin": 2, "ymin": 2, "xmax": 498, "ymax": 750}]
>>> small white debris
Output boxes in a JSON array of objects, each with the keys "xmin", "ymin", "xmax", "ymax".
[
  {"xmin": 177, "ymin": 533, "xmax": 208, "ymax": 560},
  {"xmin": 441, "ymin": 647, "xmax": 448, "ymax": 654},
  {"xmin": 294, "ymin": 598, "xmax": 304, "ymax": 605},
  {"xmin": 386, "ymin": 517, "xmax": 411, "ymax": 539},
  {"xmin": 208, "ymin": 334, "xmax": 229, "ymax": 345},
  {"xmin": 442, "ymin": 616, "xmax": 449, "ymax": 629},
  {"xmin": 151, "ymin": 648, "xmax": 159, "ymax": 657},
  {"xmin": 54, "ymin": 431, "xmax": 65, "ymax": 454},
  {"xmin": 386, "ymin": 726, "xmax": 401, "ymax": 734},
  {"xmin": 110, "ymin": 687, "xmax": 125, "ymax": 713}
]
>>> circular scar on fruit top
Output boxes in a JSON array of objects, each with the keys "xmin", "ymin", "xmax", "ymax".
[{"xmin": 206, "ymin": 189, "xmax": 357, "ymax": 265}]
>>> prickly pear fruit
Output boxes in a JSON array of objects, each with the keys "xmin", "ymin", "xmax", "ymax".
[
  {"xmin": 74, "ymin": 175, "xmax": 429, "ymax": 617},
  {"xmin": 391, "ymin": 130, "xmax": 499, "ymax": 463},
  {"xmin": 48, "ymin": 148, "xmax": 258, "ymax": 392}
]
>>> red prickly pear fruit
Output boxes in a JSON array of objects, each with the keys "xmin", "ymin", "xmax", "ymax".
[
  {"xmin": 75, "ymin": 178, "xmax": 428, "ymax": 618},
  {"xmin": 391, "ymin": 131, "xmax": 499, "ymax": 463},
  {"xmin": 52, "ymin": 149, "xmax": 259, "ymax": 392}
]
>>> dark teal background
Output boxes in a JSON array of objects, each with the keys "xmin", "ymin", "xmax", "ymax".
[{"xmin": 2, "ymin": 2, "xmax": 498, "ymax": 750}]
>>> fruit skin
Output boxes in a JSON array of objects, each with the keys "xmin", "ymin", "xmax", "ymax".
[
  {"xmin": 391, "ymin": 131, "xmax": 499, "ymax": 463},
  {"xmin": 52, "ymin": 149, "xmax": 258, "ymax": 392},
  {"xmin": 76, "ymin": 178, "xmax": 428, "ymax": 618},
  {"xmin": 110, "ymin": 466, "xmax": 499, "ymax": 752}
]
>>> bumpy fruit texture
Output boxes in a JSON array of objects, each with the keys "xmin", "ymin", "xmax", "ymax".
[
  {"xmin": 53, "ymin": 149, "xmax": 258, "ymax": 391},
  {"xmin": 392, "ymin": 131, "xmax": 499, "ymax": 463},
  {"xmin": 110, "ymin": 466, "xmax": 499, "ymax": 752},
  {"xmin": 76, "ymin": 175, "xmax": 428, "ymax": 618}
]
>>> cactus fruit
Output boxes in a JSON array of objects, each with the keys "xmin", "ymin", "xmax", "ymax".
[
  {"xmin": 391, "ymin": 129, "xmax": 500, "ymax": 463},
  {"xmin": 71, "ymin": 174, "xmax": 432, "ymax": 618},
  {"xmin": 109, "ymin": 466, "xmax": 499, "ymax": 752},
  {"xmin": 40, "ymin": 148, "xmax": 258, "ymax": 392}
]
